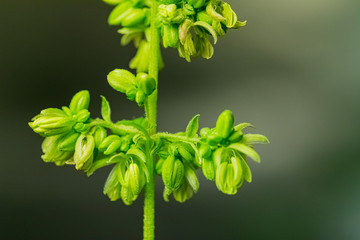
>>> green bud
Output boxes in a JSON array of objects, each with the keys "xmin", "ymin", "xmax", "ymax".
[
  {"xmin": 69, "ymin": 90, "xmax": 90, "ymax": 114},
  {"xmin": 172, "ymin": 179, "xmax": 195, "ymax": 203},
  {"xmin": 75, "ymin": 109, "xmax": 90, "ymax": 123},
  {"xmin": 128, "ymin": 163, "xmax": 145, "ymax": 195},
  {"xmin": 202, "ymin": 157, "xmax": 215, "ymax": 181},
  {"xmin": 30, "ymin": 113, "xmax": 75, "ymax": 137},
  {"xmin": 74, "ymin": 134, "xmax": 95, "ymax": 170},
  {"xmin": 158, "ymin": 4, "xmax": 177, "ymax": 22},
  {"xmin": 216, "ymin": 110, "xmax": 234, "ymax": 139},
  {"xmin": 216, "ymin": 162, "xmax": 235, "ymax": 195},
  {"xmin": 177, "ymin": 144, "xmax": 194, "ymax": 162},
  {"xmin": 41, "ymin": 135, "xmax": 73, "ymax": 164},
  {"xmin": 184, "ymin": 164, "xmax": 199, "ymax": 193},
  {"xmin": 162, "ymin": 24, "xmax": 180, "ymax": 48},
  {"xmin": 126, "ymin": 87, "xmax": 137, "ymax": 101},
  {"xmin": 103, "ymin": 164, "xmax": 122, "ymax": 201},
  {"xmin": 136, "ymin": 73, "xmax": 156, "ymax": 95},
  {"xmin": 230, "ymin": 156, "xmax": 243, "ymax": 187},
  {"xmin": 94, "ymin": 126, "xmax": 107, "ymax": 148},
  {"xmin": 62, "ymin": 106, "xmax": 73, "ymax": 117},
  {"xmin": 196, "ymin": 11, "xmax": 213, "ymax": 25},
  {"xmin": 162, "ymin": 155, "xmax": 184, "ymax": 191},
  {"xmin": 136, "ymin": 90, "xmax": 146, "ymax": 106},
  {"xmin": 121, "ymin": 8, "xmax": 148, "ymax": 27},
  {"xmin": 121, "ymin": 171, "xmax": 137, "ymax": 205},
  {"xmin": 120, "ymin": 135, "xmax": 133, "ymax": 152},
  {"xmin": 98, "ymin": 135, "xmax": 122, "ymax": 155},
  {"xmin": 187, "ymin": 0, "xmax": 208, "ymax": 8},
  {"xmin": 207, "ymin": 132, "xmax": 222, "ymax": 146},
  {"xmin": 58, "ymin": 131, "xmax": 80, "ymax": 152},
  {"xmin": 73, "ymin": 122, "xmax": 90, "ymax": 133},
  {"xmin": 107, "ymin": 69, "xmax": 136, "ymax": 93},
  {"xmin": 108, "ymin": 1, "xmax": 134, "ymax": 26}
]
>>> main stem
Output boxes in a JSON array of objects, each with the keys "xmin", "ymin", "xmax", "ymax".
[{"xmin": 143, "ymin": 1, "xmax": 160, "ymax": 240}]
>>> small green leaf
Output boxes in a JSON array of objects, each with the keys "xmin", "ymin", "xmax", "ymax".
[
  {"xmin": 228, "ymin": 143, "xmax": 261, "ymax": 163},
  {"xmin": 234, "ymin": 122, "xmax": 254, "ymax": 131},
  {"xmin": 242, "ymin": 134, "xmax": 270, "ymax": 144},
  {"xmin": 186, "ymin": 114, "xmax": 200, "ymax": 138},
  {"xmin": 101, "ymin": 96, "xmax": 111, "ymax": 123}
]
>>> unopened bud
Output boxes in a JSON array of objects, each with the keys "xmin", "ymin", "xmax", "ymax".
[{"xmin": 69, "ymin": 90, "xmax": 90, "ymax": 114}]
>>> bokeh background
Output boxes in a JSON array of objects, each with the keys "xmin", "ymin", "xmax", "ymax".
[{"xmin": 1, "ymin": 0, "xmax": 360, "ymax": 239}]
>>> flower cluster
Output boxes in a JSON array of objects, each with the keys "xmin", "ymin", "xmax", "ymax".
[
  {"xmin": 104, "ymin": 0, "xmax": 246, "ymax": 69},
  {"xmin": 29, "ymin": 90, "xmax": 268, "ymax": 204}
]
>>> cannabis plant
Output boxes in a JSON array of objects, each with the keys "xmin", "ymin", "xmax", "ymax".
[{"xmin": 29, "ymin": 0, "xmax": 269, "ymax": 239}]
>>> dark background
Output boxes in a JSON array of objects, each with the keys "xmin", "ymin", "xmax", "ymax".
[{"xmin": 1, "ymin": 0, "xmax": 360, "ymax": 239}]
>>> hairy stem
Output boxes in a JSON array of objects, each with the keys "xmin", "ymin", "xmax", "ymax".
[{"xmin": 143, "ymin": 1, "xmax": 160, "ymax": 240}]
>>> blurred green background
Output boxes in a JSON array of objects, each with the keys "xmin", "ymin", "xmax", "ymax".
[{"xmin": 1, "ymin": 0, "xmax": 360, "ymax": 239}]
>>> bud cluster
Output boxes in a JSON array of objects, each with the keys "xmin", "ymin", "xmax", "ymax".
[
  {"xmin": 29, "ymin": 90, "xmax": 150, "ymax": 204},
  {"xmin": 107, "ymin": 69, "xmax": 156, "ymax": 106},
  {"xmin": 157, "ymin": 0, "xmax": 246, "ymax": 61},
  {"xmin": 104, "ymin": 0, "xmax": 246, "ymax": 70}
]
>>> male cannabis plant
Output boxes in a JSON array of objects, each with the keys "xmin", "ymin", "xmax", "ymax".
[{"xmin": 29, "ymin": 0, "xmax": 269, "ymax": 239}]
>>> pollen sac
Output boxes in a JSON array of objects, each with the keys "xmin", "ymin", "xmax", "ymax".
[
  {"xmin": 41, "ymin": 135, "xmax": 74, "ymax": 165},
  {"xmin": 162, "ymin": 24, "xmax": 180, "ymax": 48},
  {"xmin": 58, "ymin": 131, "xmax": 80, "ymax": 152},
  {"xmin": 74, "ymin": 134, "xmax": 95, "ymax": 171},
  {"xmin": 162, "ymin": 155, "xmax": 185, "ymax": 191},
  {"xmin": 104, "ymin": 164, "xmax": 122, "ymax": 201}
]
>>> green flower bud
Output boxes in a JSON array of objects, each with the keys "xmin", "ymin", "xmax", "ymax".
[
  {"xmin": 94, "ymin": 126, "xmax": 107, "ymax": 148},
  {"xmin": 196, "ymin": 11, "xmax": 213, "ymax": 25},
  {"xmin": 136, "ymin": 73, "xmax": 156, "ymax": 95},
  {"xmin": 215, "ymin": 157, "xmax": 244, "ymax": 195},
  {"xmin": 74, "ymin": 134, "xmax": 95, "ymax": 170},
  {"xmin": 177, "ymin": 144, "xmax": 194, "ymax": 162},
  {"xmin": 207, "ymin": 132, "xmax": 222, "ymax": 146},
  {"xmin": 107, "ymin": 69, "xmax": 136, "ymax": 93},
  {"xmin": 69, "ymin": 90, "xmax": 90, "ymax": 114},
  {"xmin": 73, "ymin": 122, "xmax": 90, "ymax": 133},
  {"xmin": 58, "ymin": 131, "xmax": 80, "ymax": 151},
  {"xmin": 108, "ymin": 1, "xmax": 134, "ymax": 26},
  {"xmin": 158, "ymin": 4, "xmax": 177, "ymax": 22},
  {"xmin": 202, "ymin": 157, "xmax": 215, "ymax": 181},
  {"xmin": 98, "ymin": 135, "xmax": 122, "ymax": 155},
  {"xmin": 41, "ymin": 135, "xmax": 73, "ymax": 164},
  {"xmin": 120, "ymin": 135, "xmax": 133, "ymax": 152},
  {"xmin": 216, "ymin": 110, "xmax": 234, "ymax": 139},
  {"xmin": 121, "ymin": 171, "xmax": 137, "ymax": 205},
  {"xmin": 103, "ymin": 164, "xmax": 122, "ymax": 201},
  {"xmin": 128, "ymin": 162, "xmax": 146, "ymax": 195},
  {"xmin": 126, "ymin": 87, "xmax": 137, "ymax": 101},
  {"xmin": 184, "ymin": 164, "xmax": 199, "ymax": 193},
  {"xmin": 75, "ymin": 109, "xmax": 90, "ymax": 123},
  {"xmin": 30, "ymin": 113, "xmax": 75, "ymax": 137},
  {"xmin": 136, "ymin": 90, "xmax": 146, "ymax": 106},
  {"xmin": 187, "ymin": 0, "xmax": 208, "ymax": 8},
  {"xmin": 162, "ymin": 24, "xmax": 180, "ymax": 48},
  {"xmin": 121, "ymin": 8, "xmax": 148, "ymax": 27},
  {"xmin": 162, "ymin": 155, "xmax": 184, "ymax": 191}
]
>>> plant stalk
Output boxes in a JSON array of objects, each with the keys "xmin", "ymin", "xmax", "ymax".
[{"xmin": 143, "ymin": 1, "xmax": 160, "ymax": 240}]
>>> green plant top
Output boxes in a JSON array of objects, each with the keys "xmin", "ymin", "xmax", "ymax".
[{"xmin": 29, "ymin": 0, "xmax": 268, "ymax": 239}]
